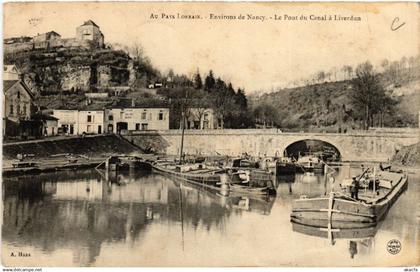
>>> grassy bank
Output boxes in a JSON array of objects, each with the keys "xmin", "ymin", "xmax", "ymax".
[{"xmin": 3, "ymin": 134, "xmax": 141, "ymax": 160}]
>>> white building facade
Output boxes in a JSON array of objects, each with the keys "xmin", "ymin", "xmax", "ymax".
[
  {"xmin": 78, "ymin": 110, "xmax": 104, "ymax": 134},
  {"xmin": 52, "ymin": 110, "xmax": 79, "ymax": 135},
  {"xmin": 184, "ymin": 108, "xmax": 218, "ymax": 129},
  {"xmin": 105, "ymin": 107, "xmax": 169, "ymax": 133},
  {"xmin": 52, "ymin": 109, "xmax": 104, "ymax": 135}
]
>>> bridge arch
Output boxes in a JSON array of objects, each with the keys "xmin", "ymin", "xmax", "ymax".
[{"xmin": 280, "ymin": 137, "xmax": 343, "ymax": 161}]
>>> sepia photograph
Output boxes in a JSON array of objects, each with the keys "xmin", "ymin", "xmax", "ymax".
[{"xmin": 1, "ymin": 1, "xmax": 419, "ymax": 268}]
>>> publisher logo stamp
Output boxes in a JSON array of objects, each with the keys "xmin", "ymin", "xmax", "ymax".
[{"xmin": 387, "ymin": 239, "xmax": 401, "ymax": 254}]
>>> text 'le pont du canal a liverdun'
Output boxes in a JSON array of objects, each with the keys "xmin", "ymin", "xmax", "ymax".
[{"xmin": 153, "ymin": 13, "xmax": 362, "ymax": 22}]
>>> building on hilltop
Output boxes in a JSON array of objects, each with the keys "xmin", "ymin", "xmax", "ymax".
[
  {"xmin": 33, "ymin": 31, "xmax": 61, "ymax": 43},
  {"xmin": 4, "ymin": 20, "xmax": 105, "ymax": 53},
  {"xmin": 4, "ymin": 36, "xmax": 32, "ymax": 44},
  {"xmin": 76, "ymin": 20, "xmax": 104, "ymax": 48}
]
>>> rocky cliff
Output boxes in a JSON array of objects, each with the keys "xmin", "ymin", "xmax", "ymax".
[{"xmin": 4, "ymin": 47, "xmax": 133, "ymax": 94}]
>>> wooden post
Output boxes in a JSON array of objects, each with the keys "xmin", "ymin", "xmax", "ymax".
[
  {"xmin": 327, "ymin": 191, "xmax": 334, "ymax": 244},
  {"xmin": 372, "ymin": 166, "xmax": 376, "ymax": 197},
  {"xmin": 220, "ymin": 173, "xmax": 230, "ymax": 196},
  {"xmin": 105, "ymin": 157, "xmax": 110, "ymax": 172}
]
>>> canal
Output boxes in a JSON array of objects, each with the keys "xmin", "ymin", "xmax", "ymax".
[{"xmin": 2, "ymin": 166, "xmax": 419, "ymax": 266}]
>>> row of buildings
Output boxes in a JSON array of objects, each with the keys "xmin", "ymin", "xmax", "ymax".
[
  {"xmin": 3, "ymin": 65, "xmax": 218, "ymax": 139},
  {"xmin": 4, "ymin": 20, "xmax": 105, "ymax": 54},
  {"xmin": 51, "ymin": 106, "xmax": 217, "ymax": 136},
  {"xmin": 52, "ymin": 107, "xmax": 169, "ymax": 135}
]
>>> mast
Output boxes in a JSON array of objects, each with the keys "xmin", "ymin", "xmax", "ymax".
[
  {"xmin": 179, "ymin": 110, "xmax": 185, "ymax": 164},
  {"xmin": 372, "ymin": 165, "xmax": 376, "ymax": 197},
  {"xmin": 179, "ymin": 89, "xmax": 188, "ymax": 164}
]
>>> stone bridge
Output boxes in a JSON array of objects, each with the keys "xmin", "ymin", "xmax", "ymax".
[{"xmin": 123, "ymin": 129, "xmax": 419, "ymax": 162}]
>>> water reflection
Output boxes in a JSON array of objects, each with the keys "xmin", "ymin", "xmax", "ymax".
[
  {"xmin": 2, "ymin": 169, "xmax": 275, "ymax": 266},
  {"xmin": 2, "ymin": 166, "xmax": 418, "ymax": 266},
  {"xmin": 291, "ymin": 222, "xmax": 378, "ymax": 259}
]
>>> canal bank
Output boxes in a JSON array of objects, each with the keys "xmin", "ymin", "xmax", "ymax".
[{"xmin": 2, "ymin": 134, "xmax": 144, "ymax": 176}]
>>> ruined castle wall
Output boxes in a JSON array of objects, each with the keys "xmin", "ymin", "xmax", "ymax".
[
  {"xmin": 4, "ymin": 42, "xmax": 33, "ymax": 54},
  {"xmin": 4, "ymin": 38, "xmax": 94, "ymax": 54},
  {"xmin": 60, "ymin": 64, "xmax": 92, "ymax": 91},
  {"xmin": 97, "ymin": 65, "xmax": 112, "ymax": 87}
]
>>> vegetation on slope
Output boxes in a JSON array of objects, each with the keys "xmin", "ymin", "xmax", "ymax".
[{"xmin": 250, "ymin": 57, "xmax": 420, "ymax": 131}]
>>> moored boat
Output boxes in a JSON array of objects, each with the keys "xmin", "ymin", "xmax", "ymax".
[
  {"xmin": 295, "ymin": 155, "xmax": 324, "ymax": 173},
  {"xmin": 276, "ymin": 157, "xmax": 296, "ymax": 175},
  {"xmin": 152, "ymin": 160, "xmax": 275, "ymax": 196},
  {"xmin": 290, "ymin": 168, "xmax": 408, "ymax": 228}
]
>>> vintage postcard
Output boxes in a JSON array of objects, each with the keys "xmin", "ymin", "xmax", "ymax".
[{"xmin": 1, "ymin": 1, "xmax": 419, "ymax": 268}]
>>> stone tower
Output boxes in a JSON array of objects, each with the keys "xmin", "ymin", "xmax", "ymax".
[{"xmin": 76, "ymin": 20, "xmax": 104, "ymax": 48}]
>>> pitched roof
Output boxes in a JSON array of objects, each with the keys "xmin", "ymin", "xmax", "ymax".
[
  {"xmin": 3, "ymin": 80, "xmax": 35, "ymax": 99},
  {"xmin": 46, "ymin": 31, "xmax": 61, "ymax": 38},
  {"xmin": 4, "ymin": 80, "xmax": 18, "ymax": 91},
  {"xmin": 81, "ymin": 20, "xmax": 99, "ymax": 28},
  {"xmin": 35, "ymin": 31, "xmax": 61, "ymax": 38},
  {"xmin": 32, "ymin": 113, "xmax": 59, "ymax": 121}
]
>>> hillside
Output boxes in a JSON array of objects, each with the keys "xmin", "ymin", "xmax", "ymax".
[
  {"xmin": 4, "ymin": 46, "xmax": 160, "ymax": 95},
  {"xmin": 250, "ymin": 72, "xmax": 420, "ymax": 131},
  {"xmin": 391, "ymin": 142, "xmax": 420, "ymax": 166}
]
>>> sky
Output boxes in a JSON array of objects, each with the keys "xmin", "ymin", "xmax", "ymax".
[{"xmin": 3, "ymin": 2, "xmax": 419, "ymax": 93}]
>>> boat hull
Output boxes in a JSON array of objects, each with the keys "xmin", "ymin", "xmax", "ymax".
[
  {"xmin": 290, "ymin": 173, "xmax": 408, "ymax": 228},
  {"xmin": 152, "ymin": 163, "xmax": 273, "ymax": 196},
  {"xmin": 291, "ymin": 222, "xmax": 378, "ymax": 240},
  {"xmin": 276, "ymin": 162, "xmax": 296, "ymax": 175}
]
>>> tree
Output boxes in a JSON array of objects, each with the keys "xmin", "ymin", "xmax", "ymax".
[
  {"xmin": 351, "ymin": 61, "xmax": 392, "ymax": 129},
  {"xmin": 215, "ymin": 77, "xmax": 226, "ymax": 92},
  {"xmin": 253, "ymin": 103, "xmax": 278, "ymax": 128},
  {"xmin": 193, "ymin": 70, "xmax": 203, "ymax": 90},
  {"xmin": 341, "ymin": 65, "xmax": 353, "ymax": 80},
  {"xmin": 381, "ymin": 59, "xmax": 389, "ymax": 71},
  {"xmin": 316, "ymin": 71, "xmax": 326, "ymax": 83},
  {"xmin": 235, "ymin": 88, "xmax": 248, "ymax": 110},
  {"xmin": 204, "ymin": 70, "xmax": 216, "ymax": 91},
  {"xmin": 130, "ymin": 43, "xmax": 147, "ymax": 62}
]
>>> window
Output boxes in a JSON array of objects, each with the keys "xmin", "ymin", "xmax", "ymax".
[
  {"xmin": 87, "ymin": 125, "xmax": 92, "ymax": 132},
  {"xmin": 87, "ymin": 115, "xmax": 92, "ymax": 122},
  {"xmin": 23, "ymin": 104, "xmax": 27, "ymax": 116},
  {"xmin": 135, "ymin": 123, "xmax": 140, "ymax": 130},
  {"xmin": 17, "ymin": 91, "xmax": 20, "ymax": 99},
  {"xmin": 16, "ymin": 104, "xmax": 20, "ymax": 115},
  {"xmin": 141, "ymin": 112, "xmax": 147, "ymax": 120},
  {"xmin": 108, "ymin": 115, "xmax": 113, "ymax": 121},
  {"xmin": 158, "ymin": 112, "xmax": 164, "ymax": 120},
  {"xmin": 9, "ymin": 105, "xmax": 13, "ymax": 115},
  {"xmin": 141, "ymin": 123, "xmax": 148, "ymax": 130}
]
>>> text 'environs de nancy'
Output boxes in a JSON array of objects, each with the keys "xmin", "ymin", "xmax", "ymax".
[{"xmin": 154, "ymin": 13, "xmax": 362, "ymax": 22}]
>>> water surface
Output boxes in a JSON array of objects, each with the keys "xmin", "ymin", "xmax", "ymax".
[{"xmin": 2, "ymin": 166, "xmax": 418, "ymax": 266}]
